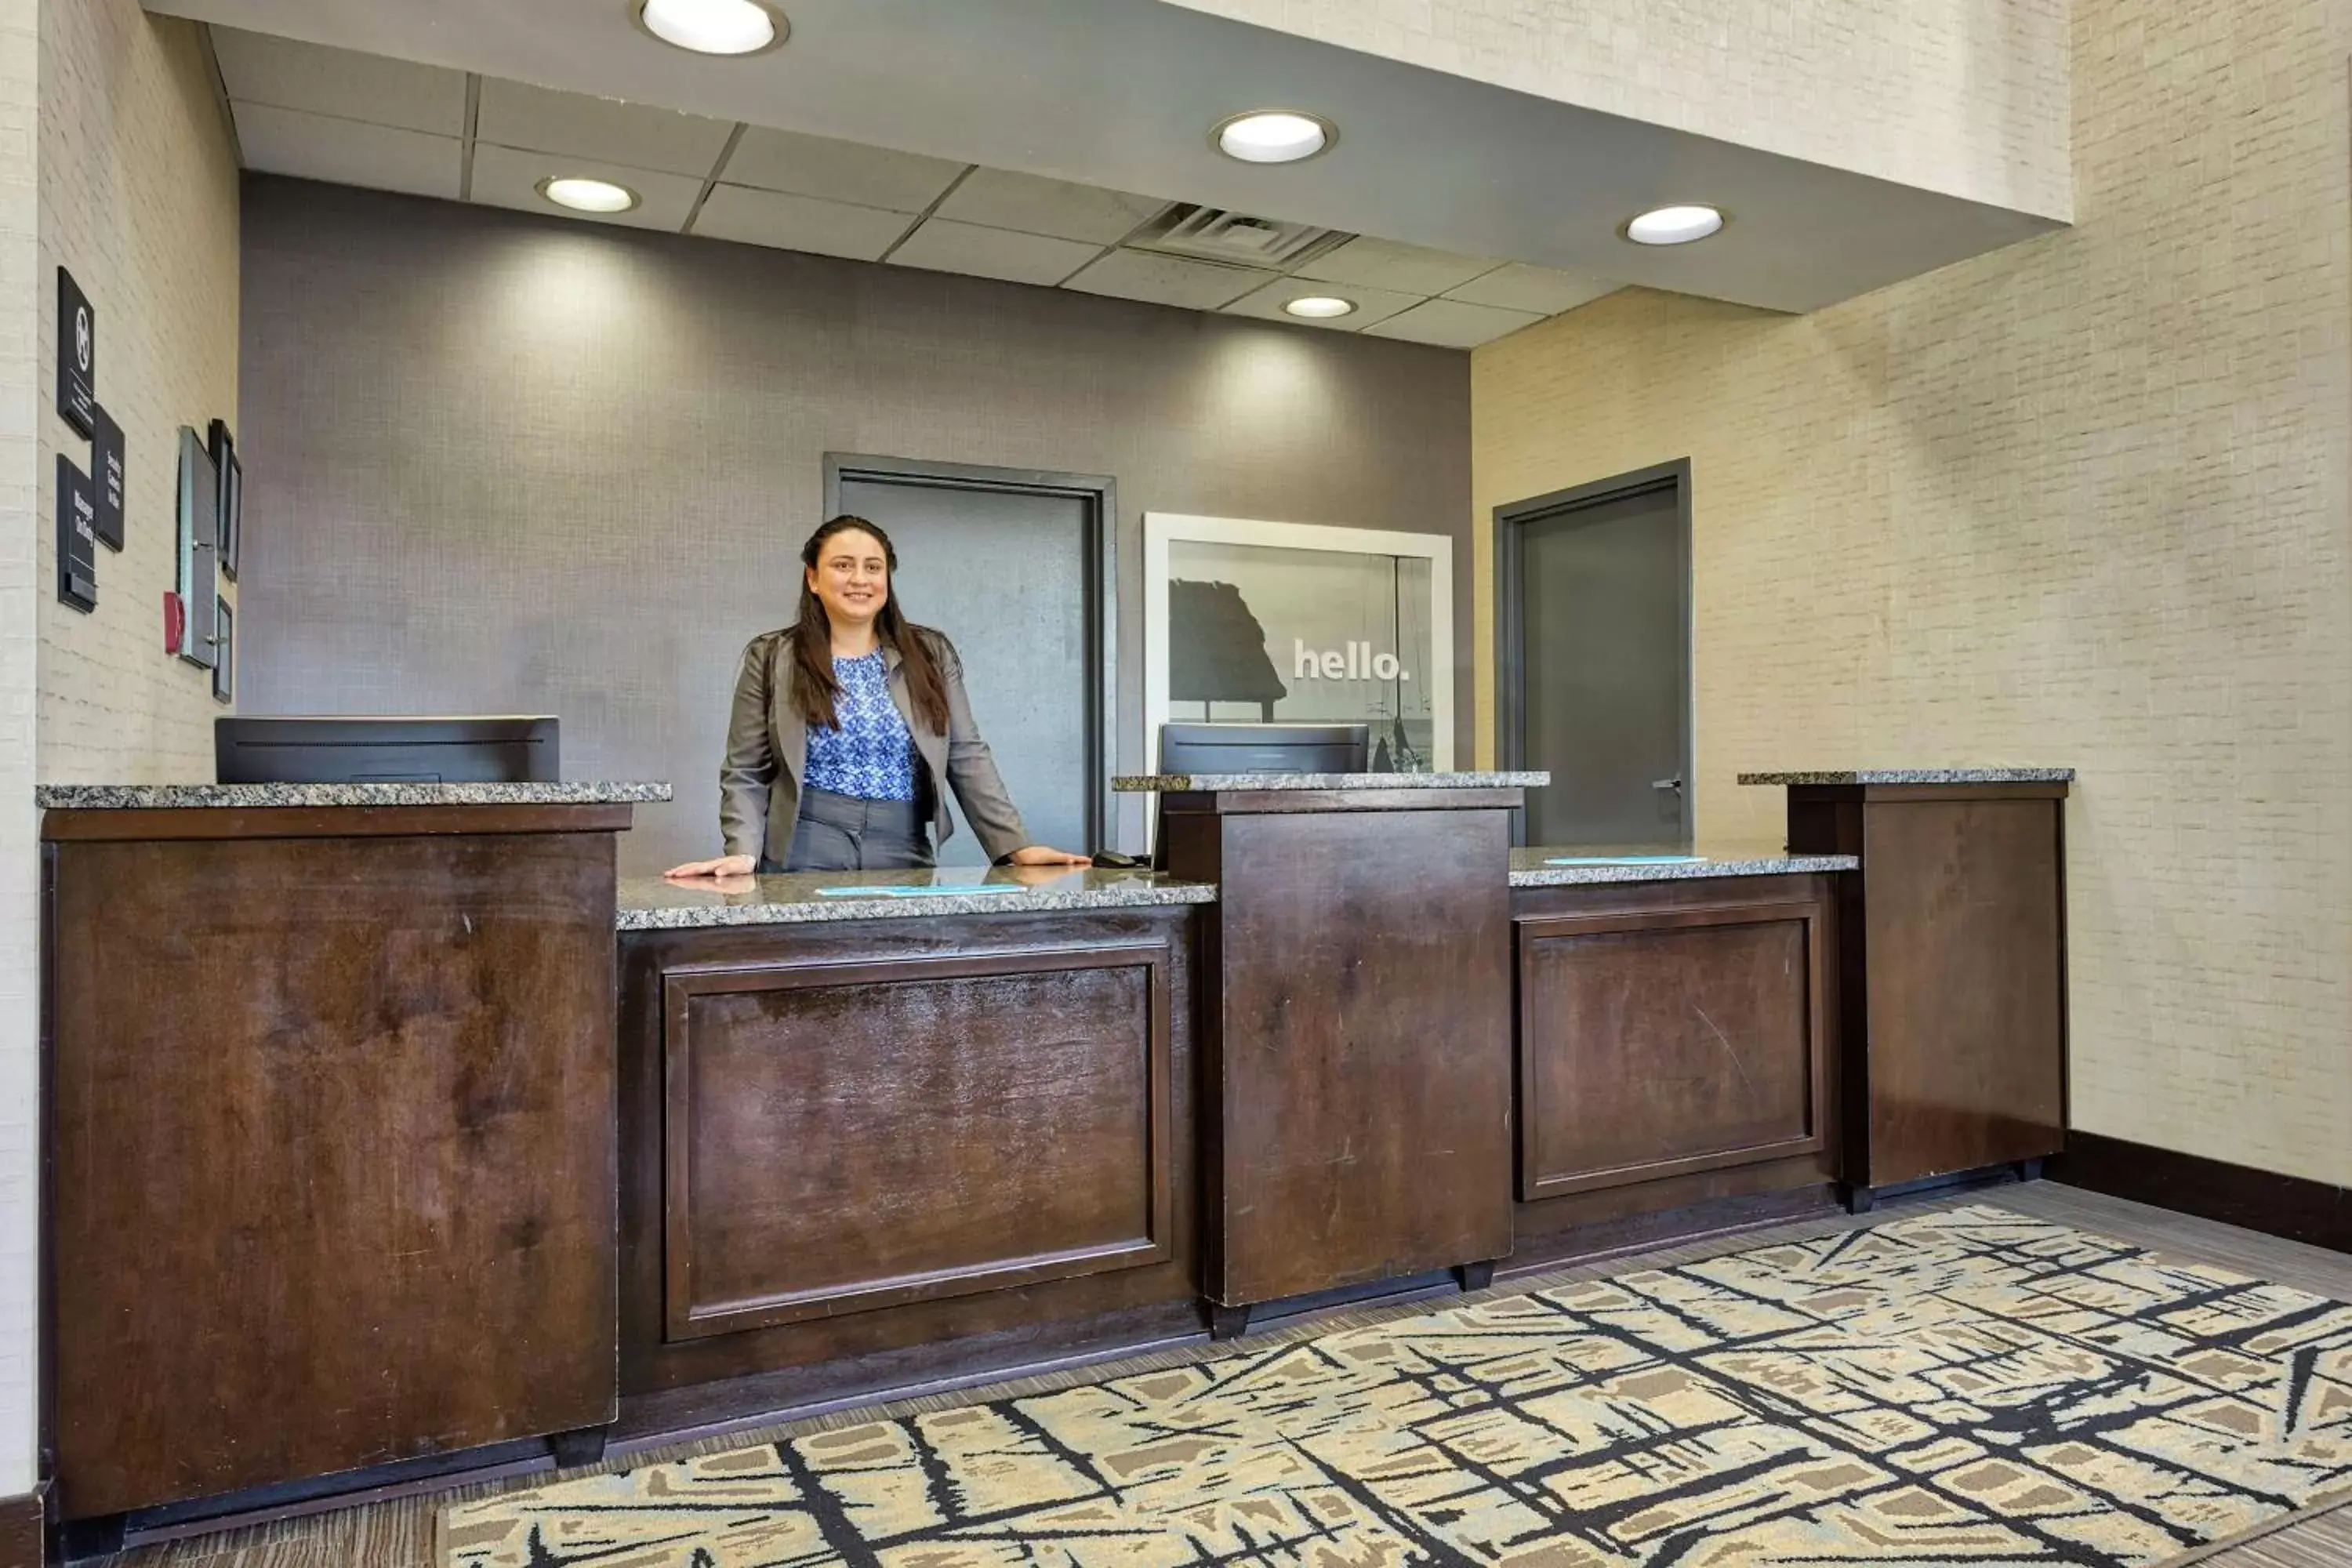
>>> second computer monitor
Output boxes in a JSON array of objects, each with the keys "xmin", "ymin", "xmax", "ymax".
[{"xmin": 1156, "ymin": 721, "xmax": 1370, "ymax": 776}]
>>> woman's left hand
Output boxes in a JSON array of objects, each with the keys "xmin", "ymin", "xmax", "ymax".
[{"xmin": 1008, "ymin": 844, "xmax": 1093, "ymax": 866}]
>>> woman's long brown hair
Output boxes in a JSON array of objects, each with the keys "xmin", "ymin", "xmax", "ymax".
[{"xmin": 791, "ymin": 515, "xmax": 952, "ymax": 735}]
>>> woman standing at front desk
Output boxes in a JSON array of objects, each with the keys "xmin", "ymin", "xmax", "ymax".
[{"xmin": 667, "ymin": 515, "xmax": 1088, "ymax": 877}]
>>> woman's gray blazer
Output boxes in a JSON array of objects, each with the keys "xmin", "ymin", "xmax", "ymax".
[{"xmin": 719, "ymin": 626, "xmax": 1031, "ymax": 867}]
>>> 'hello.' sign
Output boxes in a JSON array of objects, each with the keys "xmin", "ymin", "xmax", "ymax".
[{"xmin": 1293, "ymin": 639, "xmax": 1410, "ymax": 682}]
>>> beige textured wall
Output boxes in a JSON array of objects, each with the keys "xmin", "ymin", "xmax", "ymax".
[
  {"xmin": 1163, "ymin": 0, "xmax": 2071, "ymax": 220},
  {"xmin": 1471, "ymin": 0, "xmax": 2351, "ymax": 1185},
  {"xmin": 0, "ymin": 0, "xmax": 37, "ymax": 1502},
  {"xmin": 37, "ymin": 0, "xmax": 238, "ymax": 782}
]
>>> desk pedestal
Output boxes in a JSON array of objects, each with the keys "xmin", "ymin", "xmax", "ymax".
[{"xmin": 1160, "ymin": 786, "xmax": 1519, "ymax": 1327}]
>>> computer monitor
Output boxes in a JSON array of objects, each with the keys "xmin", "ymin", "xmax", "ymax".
[
  {"xmin": 1150, "ymin": 722, "xmax": 1370, "ymax": 869},
  {"xmin": 1156, "ymin": 721, "xmax": 1370, "ymax": 776},
  {"xmin": 215, "ymin": 717, "xmax": 560, "ymax": 785}
]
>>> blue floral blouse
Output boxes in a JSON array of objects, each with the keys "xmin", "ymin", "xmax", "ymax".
[{"xmin": 803, "ymin": 651, "xmax": 920, "ymax": 801}]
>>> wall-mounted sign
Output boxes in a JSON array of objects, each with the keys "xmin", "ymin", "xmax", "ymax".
[
  {"xmin": 56, "ymin": 267, "xmax": 96, "ymax": 438},
  {"xmin": 1143, "ymin": 513, "xmax": 1455, "ymax": 774},
  {"xmin": 92, "ymin": 404, "xmax": 125, "ymax": 550},
  {"xmin": 56, "ymin": 454, "xmax": 97, "ymax": 612}
]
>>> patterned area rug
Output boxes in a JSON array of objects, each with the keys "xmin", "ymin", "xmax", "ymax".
[{"xmin": 442, "ymin": 1205, "xmax": 2352, "ymax": 1566}]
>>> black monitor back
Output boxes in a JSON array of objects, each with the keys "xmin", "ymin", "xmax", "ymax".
[
  {"xmin": 215, "ymin": 716, "xmax": 560, "ymax": 785},
  {"xmin": 1156, "ymin": 721, "xmax": 1370, "ymax": 777}
]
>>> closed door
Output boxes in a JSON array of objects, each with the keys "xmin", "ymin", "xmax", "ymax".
[
  {"xmin": 1504, "ymin": 470, "xmax": 1691, "ymax": 848},
  {"xmin": 837, "ymin": 472, "xmax": 1100, "ymax": 865}
]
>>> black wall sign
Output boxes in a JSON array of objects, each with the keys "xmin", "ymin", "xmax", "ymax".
[
  {"xmin": 56, "ymin": 455, "xmax": 97, "ymax": 613},
  {"xmin": 56, "ymin": 267, "xmax": 96, "ymax": 438},
  {"xmin": 92, "ymin": 404, "xmax": 125, "ymax": 551}
]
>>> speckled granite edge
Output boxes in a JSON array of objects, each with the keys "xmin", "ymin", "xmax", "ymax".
[
  {"xmin": 37, "ymin": 781, "xmax": 674, "ymax": 809},
  {"xmin": 1112, "ymin": 771, "xmax": 1548, "ymax": 792},
  {"xmin": 1737, "ymin": 768, "xmax": 2074, "ymax": 786},
  {"xmin": 618, "ymin": 880, "xmax": 1217, "ymax": 929},
  {"xmin": 1509, "ymin": 853, "xmax": 1857, "ymax": 887}
]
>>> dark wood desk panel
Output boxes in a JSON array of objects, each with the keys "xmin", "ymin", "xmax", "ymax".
[
  {"xmin": 619, "ymin": 908, "xmax": 1200, "ymax": 1402},
  {"xmin": 1784, "ymin": 784, "xmax": 2068, "ymax": 1195},
  {"xmin": 664, "ymin": 946, "xmax": 1174, "ymax": 1338},
  {"xmin": 1509, "ymin": 877, "xmax": 1841, "ymax": 1260},
  {"xmin": 1167, "ymin": 797, "xmax": 1515, "ymax": 1311},
  {"xmin": 1518, "ymin": 893, "xmax": 1828, "ymax": 1198},
  {"xmin": 46, "ymin": 826, "xmax": 620, "ymax": 1520}
]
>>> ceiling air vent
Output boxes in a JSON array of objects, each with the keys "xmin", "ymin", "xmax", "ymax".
[{"xmin": 1127, "ymin": 204, "xmax": 1353, "ymax": 270}]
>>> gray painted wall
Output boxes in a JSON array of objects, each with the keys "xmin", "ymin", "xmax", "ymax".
[{"xmin": 237, "ymin": 176, "xmax": 1472, "ymax": 873}]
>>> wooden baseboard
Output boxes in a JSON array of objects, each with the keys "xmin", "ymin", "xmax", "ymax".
[
  {"xmin": 0, "ymin": 1484, "xmax": 48, "ymax": 1568},
  {"xmin": 2049, "ymin": 1131, "xmax": 2350, "ymax": 1254}
]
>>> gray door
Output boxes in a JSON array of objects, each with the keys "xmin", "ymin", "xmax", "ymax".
[
  {"xmin": 1503, "ymin": 469, "xmax": 1690, "ymax": 848},
  {"xmin": 836, "ymin": 472, "xmax": 1101, "ymax": 865}
]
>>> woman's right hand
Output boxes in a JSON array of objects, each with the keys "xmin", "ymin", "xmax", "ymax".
[{"xmin": 665, "ymin": 854, "xmax": 757, "ymax": 880}]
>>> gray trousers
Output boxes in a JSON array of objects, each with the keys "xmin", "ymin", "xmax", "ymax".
[{"xmin": 769, "ymin": 786, "xmax": 936, "ymax": 873}]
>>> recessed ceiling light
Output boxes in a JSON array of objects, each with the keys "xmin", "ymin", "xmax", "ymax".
[
  {"xmin": 1214, "ymin": 111, "xmax": 1334, "ymax": 165},
  {"xmin": 1283, "ymin": 296, "xmax": 1356, "ymax": 319},
  {"xmin": 1623, "ymin": 205, "xmax": 1725, "ymax": 245},
  {"xmin": 635, "ymin": 0, "xmax": 786, "ymax": 56},
  {"xmin": 538, "ymin": 176, "xmax": 641, "ymax": 214}
]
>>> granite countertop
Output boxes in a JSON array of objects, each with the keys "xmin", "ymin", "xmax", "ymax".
[
  {"xmin": 1510, "ymin": 844, "xmax": 1857, "ymax": 886},
  {"xmin": 1112, "ymin": 771, "xmax": 1548, "ymax": 793},
  {"xmin": 1737, "ymin": 768, "xmax": 2074, "ymax": 786},
  {"xmin": 37, "ymin": 781, "xmax": 674, "ymax": 810},
  {"xmin": 618, "ymin": 866, "xmax": 1217, "ymax": 929}
]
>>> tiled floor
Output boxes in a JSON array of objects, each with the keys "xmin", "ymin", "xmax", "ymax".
[{"xmin": 96, "ymin": 1181, "xmax": 2352, "ymax": 1567}]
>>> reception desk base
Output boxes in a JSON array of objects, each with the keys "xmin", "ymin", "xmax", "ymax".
[{"xmin": 35, "ymin": 768, "xmax": 2089, "ymax": 1551}]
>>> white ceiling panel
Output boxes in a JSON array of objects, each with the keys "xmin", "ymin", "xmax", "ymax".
[
  {"xmin": 1361, "ymin": 298, "xmax": 1544, "ymax": 349},
  {"xmin": 933, "ymin": 169, "xmax": 1167, "ymax": 246},
  {"xmin": 232, "ymin": 103, "xmax": 461, "ymax": 199},
  {"xmin": 1062, "ymin": 251, "xmax": 1275, "ymax": 310},
  {"xmin": 721, "ymin": 125, "xmax": 967, "ymax": 212},
  {"xmin": 469, "ymin": 143, "xmax": 703, "ymax": 231},
  {"xmin": 475, "ymin": 78, "xmax": 733, "ymax": 177},
  {"xmin": 209, "ymin": 24, "xmax": 466, "ymax": 135},
  {"xmin": 154, "ymin": 0, "xmax": 2064, "ymax": 314},
  {"xmin": 1443, "ymin": 263, "xmax": 1620, "ymax": 316},
  {"xmin": 693, "ymin": 185, "xmax": 915, "ymax": 260},
  {"xmin": 1293, "ymin": 237, "xmax": 1501, "ymax": 297},
  {"xmin": 886, "ymin": 220, "xmax": 1098, "ymax": 286},
  {"xmin": 1220, "ymin": 277, "xmax": 1418, "ymax": 332}
]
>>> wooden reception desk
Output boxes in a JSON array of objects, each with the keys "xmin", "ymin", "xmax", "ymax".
[{"xmin": 36, "ymin": 767, "xmax": 2071, "ymax": 1548}]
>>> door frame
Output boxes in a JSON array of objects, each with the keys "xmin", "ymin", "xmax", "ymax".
[
  {"xmin": 825, "ymin": 453, "xmax": 1117, "ymax": 853},
  {"xmin": 1494, "ymin": 458, "xmax": 1693, "ymax": 847}
]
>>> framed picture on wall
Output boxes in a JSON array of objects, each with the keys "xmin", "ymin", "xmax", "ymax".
[
  {"xmin": 209, "ymin": 418, "xmax": 241, "ymax": 582},
  {"xmin": 1142, "ymin": 513, "xmax": 1454, "ymax": 775},
  {"xmin": 212, "ymin": 597, "xmax": 233, "ymax": 704}
]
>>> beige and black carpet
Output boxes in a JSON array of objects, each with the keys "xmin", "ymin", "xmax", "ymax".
[{"xmin": 443, "ymin": 1205, "xmax": 2352, "ymax": 1566}]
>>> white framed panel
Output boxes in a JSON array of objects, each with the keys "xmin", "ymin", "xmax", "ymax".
[{"xmin": 1143, "ymin": 514, "xmax": 1454, "ymax": 777}]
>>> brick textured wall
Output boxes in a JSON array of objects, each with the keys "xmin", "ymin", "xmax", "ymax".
[
  {"xmin": 37, "ymin": 0, "xmax": 237, "ymax": 782},
  {"xmin": 1164, "ymin": 0, "xmax": 2071, "ymax": 220},
  {"xmin": 1471, "ymin": 0, "xmax": 2351, "ymax": 1185},
  {"xmin": 0, "ymin": 0, "xmax": 36, "ymax": 1503}
]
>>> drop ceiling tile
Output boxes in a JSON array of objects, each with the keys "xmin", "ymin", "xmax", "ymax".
[
  {"xmin": 1443, "ymin": 263, "xmax": 1620, "ymax": 316},
  {"xmin": 1293, "ymin": 236, "xmax": 1500, "ymax": 296},
  {"xmin": 1361, "ymin": 298, "xmax": 1544, "ymax": 349},
  {"xmin": 722, "ymin": 126, "xmax": 967, "ymax": 212},
  {"xmin": 469, "ymin": 144, "xmax": 702, "ymax": 232},
  {"xmin": 1221, "ymin": 278, "xmax": 1421, "ymax": 332},
  {"xmin": 693, "ymin": 185, "xmax": 915, "ymax": 260},
  {"xmin": 475, "ymin": 78, "xmax": 734, "ymax": 177},
  {"xmin": 887, "ymin": 220, "xmax": 1098, "ymax": 286},
  {"xmin": 210, "ymin": 25, "xmax": 466, "ymax": 135},
  {"xmin": 933, "ymin": 169, "xmax": 1167, "ymax": 245},
  {"xmin": 1062, "ymin": 251, "xmax": 1275, "ymax": 311},
  {"xmin": 232, "ymin": 103, "xmax": 461, "ymax": 201}
]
